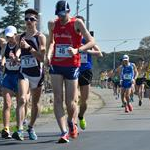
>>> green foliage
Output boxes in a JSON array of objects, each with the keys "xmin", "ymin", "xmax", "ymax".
[
  {"xmin": 0, "ymin": 0, "xmax": 28, "ymax": 33},
  {"xmin": 0, "ymin": 107, "xmax": 16, "ymax": 124},
  {"xmin": 92, "ymin": 49, "xmax": 148, "ymax": 79}
]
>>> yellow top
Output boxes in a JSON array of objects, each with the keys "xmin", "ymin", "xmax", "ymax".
[
  {"xmin": 145, "ymin": 63, "xmax": 150, "ymax": 80},
  {"xmin": 100, "ymin": 73, "xmax": 105, "ymax": 80}
]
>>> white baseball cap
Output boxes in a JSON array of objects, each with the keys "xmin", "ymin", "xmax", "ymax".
[
  {"xmin": 122, "ymin": 54, "xmax": 129, "ymax": 61},
  {"xmin": 5, "ymin": 25, "xmax": 17, "ymax": 37}
]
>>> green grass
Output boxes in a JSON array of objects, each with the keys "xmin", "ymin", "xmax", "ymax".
[
  {"xmin": 0, "ymin": 107, "xmax": 16, "ymax": 124},
  {"xmin": 0, "ymin": 106, "xmax": 53, "ymax": 131},
  {"xmin": 41, "ymin": 107, "xmax": 53, "ymax": 115}
]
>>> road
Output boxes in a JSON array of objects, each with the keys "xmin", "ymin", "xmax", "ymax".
[{"xmin": 1, "ymin": 87, "xmax": 150, "ymax": 150}]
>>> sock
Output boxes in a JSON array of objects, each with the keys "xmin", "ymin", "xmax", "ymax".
[
  {"xmin": 4, "ymin": 127, "xmax": 9, "ymax": 132},
  {"xmin": 78, "ymin": 116, "xmax": 83, "ymax": 120},
  {"xmin": 68, "ymin": 121, "xmax": 74, "ymax": 131}
]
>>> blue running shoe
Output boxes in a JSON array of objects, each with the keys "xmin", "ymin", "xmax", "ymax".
[
  {"xmin": 27, "ymin": 127, "xmax": 37, "ymax": 140},
  {"xmin": 12, "ymin": 130, "xmax": 24, "ymax": 141}
]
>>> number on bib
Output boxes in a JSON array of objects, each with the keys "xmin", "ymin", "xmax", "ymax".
[{"xmin": 55, "ymin": 44, "xmax": 72, "ymax": 58}]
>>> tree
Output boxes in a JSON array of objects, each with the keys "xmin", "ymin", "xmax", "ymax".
[
  {"xmin": 139, "ymin": 36, "xmax": 150, "ymax": 50},
  {"xmin": 0, "ymin": 0, "xmax": 28, "ymax": 33}
]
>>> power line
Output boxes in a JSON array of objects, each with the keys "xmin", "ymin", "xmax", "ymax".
[{"xmin": 97, "ymin": 38, "xmax": 142, "ymax": 42}]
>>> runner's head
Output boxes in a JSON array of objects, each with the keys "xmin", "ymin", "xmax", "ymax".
[
  {"xmin": 138, "ymin": 58, "xmax": 144, "ymax": 66},
  {"xmin": 24, "ymin": 8, "xmax": 38, "ymax": 28},
  {"xmin": 55, "ymin": 1, "xmax": 70, "ymax": 19},
  {"xmin": 5, "ymin": 25, "xmax": 17, "ymax": 43},
  {"xmin": 122, "ymin": 54, "xmax": 129, "ymax": 65}
]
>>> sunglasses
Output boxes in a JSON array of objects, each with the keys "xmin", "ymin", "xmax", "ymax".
[
  {"xmin": 6, "ymin": 36, "xmax": 12, "ymax": 38},
  {"xmin": 25, "ymin": 17, "xmax": 37, "ymax": 22}
]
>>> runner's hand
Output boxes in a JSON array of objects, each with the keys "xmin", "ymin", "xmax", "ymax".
[
  {"xmin": 132, "ymin": 79, "xmax": 135, "ymax": 84},
  {"xmin": 20, "ymin": 38, "xmax": 30, "ymax": 49},
  {"xmin": 68, "ymin": 47, "xmax": 78, "ymax": 56}
]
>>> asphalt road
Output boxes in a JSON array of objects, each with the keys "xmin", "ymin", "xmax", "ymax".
[{"xmin": 1, "ymin": 87, "xmax": 150, "ymax": 150}]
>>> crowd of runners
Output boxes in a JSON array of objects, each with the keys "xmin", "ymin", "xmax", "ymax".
[
  {"xmin": 0, "ymin": 0, "xmax": 102, "ymax": 143},
  {"xmin": 0, "ymin": 0, "xmax": 150, "ymax": 144},
  {"xmin": 99, "ymin": 55, "xmax": 150, "ymax": 113}
]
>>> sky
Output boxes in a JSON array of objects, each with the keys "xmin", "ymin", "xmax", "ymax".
[{"xmin": 1, "ymin": 0, "xmax": 150, "ymax": 53}]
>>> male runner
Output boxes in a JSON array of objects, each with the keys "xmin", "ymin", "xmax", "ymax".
[{"xmin": 47, "ymin": 0, "xmax": 95, "ymax": 143}]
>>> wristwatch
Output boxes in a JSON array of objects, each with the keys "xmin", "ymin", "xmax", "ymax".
[{"xmin": 78, "ymin": 49, "xmax": 82, "ymax": 53}]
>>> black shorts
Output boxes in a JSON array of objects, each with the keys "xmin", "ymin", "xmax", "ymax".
[
  {"xmin": 113, "ymin": 81, "xmax": 121, "ymax": 88},
  {"xmin": 108, "ymin": 77, "xmax": 112, "ymax": 82},
  {"xmin": 78, "ymin": 69, "xmax": 93, "ymax": 86},
  {"xmin": 136, "ymin": 78, "xmax": 145, "ymax": 86}
]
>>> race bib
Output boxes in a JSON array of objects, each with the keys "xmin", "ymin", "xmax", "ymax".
[
  {"xmin": 55, "ymin": 44, "xmax": 72, "ymax": 58},
  {"xmin": 5, "ymin": 59, "xmax": 20, "ymax": 70},
  {"xmin": 81, "ymin": 53, "xmax": 88, "ymax": 63},
  {"xmin": 21, "ymin": 55, "xmax": 38, "ymax": 68},
  {"xmin": 123, "ymin": 74, "xmax": 132, "ymax": 80}
]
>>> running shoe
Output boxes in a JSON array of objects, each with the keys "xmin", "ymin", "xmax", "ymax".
[
  {"xmin": 58, "ymin": 132, "xmax": 69, "ymax": 143},
  {"xmin": 68, "ymin": 123, "xmax": 78, "ymax": 139},
  {"xmin": 1, "ymin": 128, "xmax": 11, "ymax": 139},
  {"xmin": 139, "ymin": 100, "xmax": 142, "ymax": 106},
  {"xmin": 125, "ymin": 105, "xmax": 129, "ymax": 113},
  {"xmin": 130, "ymin": 96, "xmax": 134, "ymax": 102},
  {"xmin": 79, "ymin": 118, "xmax": 86, "ymax": 130},
  {"xmin": 27, "ymin": 127, "xmax": 37, "ymax": 140},
  {"xmin": 12, "ymin": 130, "xmax": 24, "ymax": 141},
  {"xmin": 23, "ymin": 119, "xmax": 28, "ymax": 126},
  {"xmin": 128, "ymin": 103, "xmax": 133, "ymax": 111}
]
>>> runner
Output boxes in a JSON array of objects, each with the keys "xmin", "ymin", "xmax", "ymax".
[
  {"xmin": 1, "ymin": 26, "xmax": 20, "ymax": 139},
  {"xmin": 0, "ymin": 37, "xmax": 6, "ymax": 90},
  {"xmin": 12, "ymin": 8, "xmax": 46, "ymax": 141},
  {"xmin": 112, "ymin": 69, "xmax": 121, "ymax": 100},
  {"xmin": 135, "ymin": 58, "xmax": 145, "ymax": 106},
  {"xmin": 107, "ymin": 69, "xmax": 113, "ymax": 89},
  {"xmin": 117, "ymin": 55, "xmax": 138, "ymax": 113},
  {"xmin": 47, "ymin": 0, "xmax": 95, "ymax": 143},
  {"xmin": 144, "ymin": 61, "xmax": 150, "ymax": 101},
  {"xmin": 76, "ymin": 15, "xmax": 103, "ymax": 130},
  {"xmin": 100, "ymin": 71, "xmax": 105, "ymax": 88}
]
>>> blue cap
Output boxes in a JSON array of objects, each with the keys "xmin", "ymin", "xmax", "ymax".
[{"xmin": 55, "ymin": 0, "xmax": 70, "ymax": 16}]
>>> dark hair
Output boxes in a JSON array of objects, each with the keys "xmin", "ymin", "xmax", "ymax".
[
  {"xmin": 76, "ymin": 15, "xmax": 85, "ymax": 23},
  {"xmin": 90, "ymin": 31, "xmax": 94, "ymax": 37},
  {"xmin": 138, "ymin": 57, "xmax": 144, "ymax": 61},
  {"xmin": 25, "ymin": 8, "xmax": 38, "ymax": 18}
]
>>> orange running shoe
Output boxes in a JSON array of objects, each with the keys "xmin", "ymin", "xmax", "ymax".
[
  {"xmin": 68, "ymin": 123, "xmax": 78, "ymax": 139},
  {"xmin": 125, "ymin": 105, "xmax": 129, "ymax": 113},
  {"xmin": 128, "ymin": 103, "xmax": 133, "ymax": 111},
  {"xmin": 58, "ymin": 132, "xmax": 69, "ymax": 143}
]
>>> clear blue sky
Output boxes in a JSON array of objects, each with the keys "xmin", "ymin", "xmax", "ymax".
[{"xmin": 1, "ymin": 0, "xmax": 150, "ymax": 53}]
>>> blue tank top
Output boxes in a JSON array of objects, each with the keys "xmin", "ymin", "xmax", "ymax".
[
  {"xmin": 4, "ymin": 43, "xmax": 20, "ymax": 74},
  {"xmin": 121, "ymin": 63, "xmax": 134, "ymax": 81},
  {"xmin": 79, "ymin": 38, "xmax": 92, "ymax": 72}
]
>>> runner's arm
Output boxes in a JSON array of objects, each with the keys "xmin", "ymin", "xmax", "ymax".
[
  {"xmin": 87, "ymin": 44, "xmax": 103, "ymax": 57},
  {"xmin": 133, "ymin": 64, "xmax": 138, "ymax": 80},
  {"xmin": 47, "ymin": 21, "xmax": 55, "ymax": 63},
  {"xmin": 75, "ymin": 19, "xmax": 95, "ymax": 52},
  {"xmin": 30, "ymin": 33, "xmax": 46, "ymax": 62}
]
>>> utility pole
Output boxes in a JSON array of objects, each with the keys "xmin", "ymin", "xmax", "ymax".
[
  {"xmin": 76, "ymin": 0, "xmax": 80, "ymax": 16},
  {"xmin": 34, "ymin": 0, "xmax": 41, "ymax": 31},
  {"xmin": 86, "ymin": 0, "xmax": 90, "ymax": 30}
]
